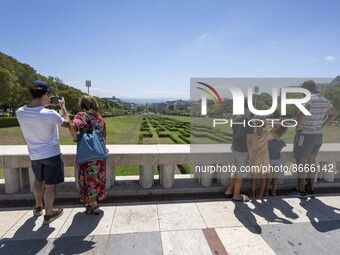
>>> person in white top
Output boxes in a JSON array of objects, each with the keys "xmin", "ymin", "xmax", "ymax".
[{"xmin": 16, "ymin": 80, "xmax": 70, "ymax": 224}]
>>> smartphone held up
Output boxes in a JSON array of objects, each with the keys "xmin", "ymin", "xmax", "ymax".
[{"xmin": 50, "ymin": 96, "xmax": 61, "ymax": 105}]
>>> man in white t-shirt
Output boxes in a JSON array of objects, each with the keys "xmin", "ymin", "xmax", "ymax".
[{"xmin": 16, "ymin": 80, "xmax": 70, "ymax": 224}]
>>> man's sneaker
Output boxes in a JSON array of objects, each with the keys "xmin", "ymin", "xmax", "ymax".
[
  {"xmin": 305, "ymin": 185, "xmax": 315, "ymax": 198},
  {"xmin": 43, "ymin": 208, "xmax": 63, "ymax": 225},
  {"xmin": 285, "ymin": 187, "xmax": 307, "ymax": 198},
  {"xmin": 33, "ymin": 207, "xmax": 43, "ymax": 217}
]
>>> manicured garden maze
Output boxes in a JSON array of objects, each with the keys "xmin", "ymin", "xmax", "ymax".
[
  {"xmin": 138, "ymin": 116, "xmax": 153, "ymax": 144},
  {"xmin": 140, "ymin": 115, "xmax": 190, "ymax": 144},
  {"xmin": 137, "ymin": 115, "xmax": 232, "ymax": 174},
  {"xmin": 139, "ymin": 115, "xmax": 232, "ymax": 144},
  {"xmin": 190, "ymin": 125, "xmax": 232, "ymax": 144},
  {"xmin": 138, "ymin": 115, "xmax": 191, "ymax": 173}
]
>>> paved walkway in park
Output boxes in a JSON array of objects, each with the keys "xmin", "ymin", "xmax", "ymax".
[{"xmin": 1, "ymin": 194, "xmax": 340, "ymax": 255}]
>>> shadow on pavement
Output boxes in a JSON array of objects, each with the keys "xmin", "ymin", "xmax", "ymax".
[
  {"xmin": 303, "ymin": 197, "xmax": 340, "ymax": 232},
  {"xmin": 48, "ymin": 211, "xmax": 104, "ymax": 255},
  {"xmin": 0, "ymin": 216, "xmax": 55, "ymax": 255},
  {"xmin": 233, "ymin": 196, "xmax": 301, "ymax": 234}
]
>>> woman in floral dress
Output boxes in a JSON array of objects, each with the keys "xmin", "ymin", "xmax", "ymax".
[{"xmin": 69, "ymin": 95, "xmax": 107, "ymax": 214}]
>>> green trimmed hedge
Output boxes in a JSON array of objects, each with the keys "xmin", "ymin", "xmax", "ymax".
[
  {"xmin": 191, "ymin": 132, "xmax": 230, "ymax": 143},
  {"xmin": 0, "ymin": 117, "xmax": 20, "ymax": 128},
  {"xmin": 178, "ymin": 134, "xmax": 190, "ymax": 144},
  {"xmin": 138, "ymin": 132, "xmax": 153, "ymax": 144},
  {"xmin": 177, "ymin": 164, "xmax": 191, "ymax": 174}
]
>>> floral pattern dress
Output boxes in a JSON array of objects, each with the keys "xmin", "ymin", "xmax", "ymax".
[{"xmin": 72, "ymin": 112, "xmax": 107, "ymax": 204}]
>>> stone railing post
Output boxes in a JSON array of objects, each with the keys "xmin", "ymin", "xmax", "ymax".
[
  {"xmin": 19, "ymin": 167, "xmax": 30, "ymax": 189},
  {"xmin": 200, "ymin": 170, "xmax": 213, "ymax": 187},
  {"xmin": 194, "ymin": 165, "xmax": 214, "ymax": 187},
  {"xmin": 106, "ymin": 165, "xmax": 116, "ymax": 189},
  {"xmin": 159, "ymin": 165, "xmax": 175, "ymax": 188},
  {"xmin": 218, "ymin": 170, "xmax": 231, "ymax": 187},
  {"xmin": 4, "ymin": 168, "xmax": 21, "ymax": 193},
  {"xmin": 139, "ymin": 165, "xmax": 154, "ymax": 189},
  {"xmin": 320, "ymin": 161, "xmax": 337, "ymax": 182}
]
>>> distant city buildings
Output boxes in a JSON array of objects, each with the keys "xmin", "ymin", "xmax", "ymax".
[
  {"xmin": 152, "ymin": 99, "xmax": 190, "ymax": 112},
  {"xmin": 103, "ymin": 96, "xmax": 137, "ymax": 111},
  {"xmin": 103, "ymin": 96, "xmax": 190, "ymax": 113}
]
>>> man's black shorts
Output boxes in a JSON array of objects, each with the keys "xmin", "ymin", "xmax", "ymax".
[
  {"xmin": 31, "ymin": 154, "xmax": 64, "ymax": 185},
  {"xmin": 293, "ymin": 133, "xmax": 322, "ymax": 160}
]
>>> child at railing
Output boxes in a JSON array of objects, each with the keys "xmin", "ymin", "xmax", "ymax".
[
  {"xmin": 266, "ymin": 124, "xmax": 287, "ymax": 196},
  {"xmin": 250, "ymin": 120, "xmax": 283, "ymax": 199}
]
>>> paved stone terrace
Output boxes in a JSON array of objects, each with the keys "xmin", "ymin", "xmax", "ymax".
[{"xmin": 1, "ymin": 194, "xmax": 340, "ymax": 255}]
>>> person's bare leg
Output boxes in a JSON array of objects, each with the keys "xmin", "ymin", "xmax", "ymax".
[
  {"xmin": 250, "ymin": 174, "xmax": 257, "ymax": 198},
  {"xmin": 272, "ymin": 178, "xmax": 278, "ymax": 196},
  {"xmin": 91, "ymin": 200, "xmax": 100, "ymax": 214},
  {"xmin": 90, "ymin": 201, "xmax": 98, "ymax": 209},
  {"xmin": 44, "ymin": 184, "xmax": 56, "ymax": 215},
  {"xmin": 259, "ymin": 174, "xmax": 266, "ymax": 198},
  {"xmin": 307, "ymin": 155, "xmax": 317, "ymax": 190},
  {"xmin": 297, "ymin": 159, "xmax": 307, "ymax": 192},
  {"xmin": 225, "ymin": 177, "xmax": 235, "ymax": 195},
  {"xmin": 232, "ymin": 177, "xmax": 243, "ymax": 200},
  {"xmin": 264, "ymin": 175, "xmax": 271, "ymax": 196},
  {"xmin": 33, "ymin": 179, "xmax": 44, "ymax": 208}
]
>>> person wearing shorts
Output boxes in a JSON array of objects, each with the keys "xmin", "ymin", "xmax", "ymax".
[
  {"xmin": 16, "ymin": 80, "xmax": 70, "ymax": 224},
  {"xmin": 31, "ymin": 154, "xmax": 65, "ymax": 185},
  {"xmin": 224, "ymin": 101, "xmax": 253, "ymax": 202},
  {"xmin": 287, "ymin": 80, "xmax": 338, "ymax": 198}
]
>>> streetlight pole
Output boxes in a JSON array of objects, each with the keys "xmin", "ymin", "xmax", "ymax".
[{"xmin": 86, "ymin": 80, "xmax": 91, "ymax": 95}]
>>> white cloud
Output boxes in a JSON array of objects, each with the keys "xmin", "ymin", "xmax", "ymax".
[{"xmin": 325, "ymin": 56, "xmax": 336, "ymax": 61}]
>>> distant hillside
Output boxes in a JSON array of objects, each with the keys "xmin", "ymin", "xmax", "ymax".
[
  {"xmin": 0, "ymin": 52, "xmax": 124, "ymax": 115},
  {"xmin": 120, "ymin": 97, "xmax": 185, "ymax": 105}
]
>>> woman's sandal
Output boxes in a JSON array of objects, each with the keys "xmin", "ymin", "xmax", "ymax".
[
  {"xmin": 85, "ymin": 205, "xmax": 93, "ymax": 214},
  {"xmin": 91, "ymin": 206, "xmax": 101, "ymax": 215},
  {"xmin": 224, "ymin": 193, "xmax": 234, "ymax": 199},
  {"xmin": 232, "ymin": 194, "xmax": 250, "ymax": 202}
]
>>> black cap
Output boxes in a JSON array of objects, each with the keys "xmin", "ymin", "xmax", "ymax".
[{"xmin": 30, "ymin": 80, "xmax": 50, "ymax": 93}]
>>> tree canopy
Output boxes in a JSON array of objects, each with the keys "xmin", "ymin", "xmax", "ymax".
[{"xmin": 0, "ymin": 52, "xmax": 124, "ymax": 115}]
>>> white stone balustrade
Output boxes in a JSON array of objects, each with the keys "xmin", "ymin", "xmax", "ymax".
[{"xmin": 0, "ymin": 144, "xmax": 339, "ymax": 194}]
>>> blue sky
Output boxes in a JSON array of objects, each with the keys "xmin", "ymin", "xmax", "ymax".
[{"xmin": 0, "ymin": 0, "xmax": 339, "ymax": 99}]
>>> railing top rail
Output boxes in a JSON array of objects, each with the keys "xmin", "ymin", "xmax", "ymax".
[{"xmin": 0, "ymin": 143, "xmax": 339, "ymax": 156}]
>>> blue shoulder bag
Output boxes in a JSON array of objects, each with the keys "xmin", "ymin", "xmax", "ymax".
[{"xmin": 75, "ymin": 112, "xmax": 107, "ymax": 164}]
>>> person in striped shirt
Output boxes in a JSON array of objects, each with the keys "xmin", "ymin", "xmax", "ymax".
[{"xmin": 287, "ymin": 80, "xmax": 338, "ymax": 198}]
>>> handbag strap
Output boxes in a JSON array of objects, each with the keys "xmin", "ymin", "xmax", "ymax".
[
  {"xmin": 84, "ymin": 112, "xmax": 105, "ymax": 144},
  {"xmin": 84, "ymin": 112, "xmax": 95, "ymax": 131}
]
